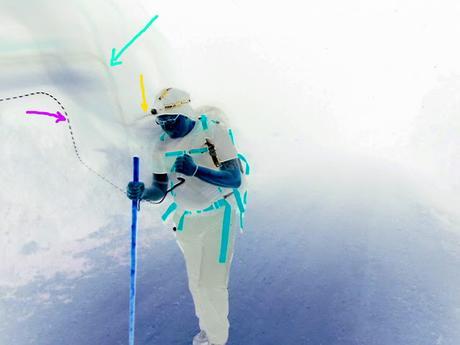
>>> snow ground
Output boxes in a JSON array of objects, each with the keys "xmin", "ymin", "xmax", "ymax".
[{"xmin": 1, "ymin": 158, "xmax": 460, "ymax": 345}]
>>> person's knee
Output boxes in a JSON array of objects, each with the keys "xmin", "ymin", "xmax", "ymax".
[
  {"xmin": 196, "ymin": 283, "xmax": 229, "ymax": 303},
  {"xmin": 197, "ymin": 273, "xmax": 229, "ymax": 289},
  {"xmin": 188, "ymin": 280, "xmax": 198, "ymax": 293},
  {"xmin": 197, "ymin": 263, "xmax": 231, "ymax": 288},
  {"xmin": 197, "ymin": 281, "xmax": 228, "ymax": 290}
]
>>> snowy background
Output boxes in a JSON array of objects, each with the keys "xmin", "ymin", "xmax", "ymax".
[{"xmin": 1, "ymin": 0, "xmax": 460, "ymax": 344}]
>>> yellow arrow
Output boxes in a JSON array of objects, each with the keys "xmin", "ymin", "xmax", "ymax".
[{"xmin": 139, "ymin": 74, "xmax": 149, "ymax": 112}]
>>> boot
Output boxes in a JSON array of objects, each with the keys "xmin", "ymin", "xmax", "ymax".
[{"xmin": 193, "ymin": 330, "xmax": 208, "ymax": 345}]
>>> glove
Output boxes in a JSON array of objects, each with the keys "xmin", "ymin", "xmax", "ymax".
[
  {"xmin": 126, "ymin": 181, "xmax": 145, "ymax": 200},
  {"xmin": 173, "ymin": 154, "xmax": 198, "ymax": 176}
]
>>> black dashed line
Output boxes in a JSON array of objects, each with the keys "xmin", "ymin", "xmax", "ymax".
[{"xmin": 0, "ymin": 91, "xmax": 153, "ymax": 202}]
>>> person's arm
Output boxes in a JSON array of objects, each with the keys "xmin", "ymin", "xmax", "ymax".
[
  {"xmin": 194, "ymin": 158, "xmax": 241, "ymax": 188},
  {"xmin": 140, "ymin": 173, "xmax": 169, "ymax": 201},
  {"xmin": 174, "ymin": 154, "xmax": 241, "ymax": 188},
  {"xmin": 173, "ymin": 120, "xmax": 243, "ymax": 188}
]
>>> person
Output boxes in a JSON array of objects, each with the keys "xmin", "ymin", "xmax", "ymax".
[{"xmin": 126, "ymin": 87, "xmax": 246, "ymax": 345}]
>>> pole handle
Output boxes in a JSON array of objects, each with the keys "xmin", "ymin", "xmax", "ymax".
[
  {"xmin": 132, "ymin": 157, "xmax": 140, "ymax": 210},
  {"xmin": 133, "ymin": 156, "xmax": 140, "ymax": 182}
]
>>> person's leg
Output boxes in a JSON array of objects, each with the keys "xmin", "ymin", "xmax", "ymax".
[
  {"xmin": 196, "ymin": 210, "xmax": 237, "ymax": 344},
  {"xmin": 175, "ymin": 209, "xmax": 238, "ymax": 344},
  {"xmin": 173, "ymin": 213, "xmax": 207, "ymax": 327}
]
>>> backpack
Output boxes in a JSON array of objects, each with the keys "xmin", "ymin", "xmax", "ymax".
[{"xmin": 159, "ymin": 108, "xmax": 250, "ymax": 264}]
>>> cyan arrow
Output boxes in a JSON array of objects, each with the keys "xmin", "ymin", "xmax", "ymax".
[{"xmin": 110, "ymin": 15, "xmax": 159, "ymax": 67}]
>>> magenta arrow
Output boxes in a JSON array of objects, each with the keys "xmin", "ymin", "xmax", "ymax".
[{"xmin": 26, "ymin": 110, "xmax": 67, "ymax": 123}]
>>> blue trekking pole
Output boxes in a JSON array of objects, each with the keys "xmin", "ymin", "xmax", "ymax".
[{"xmin": 129, "ymin": 156, "xmax": 140, "ymax": 345}]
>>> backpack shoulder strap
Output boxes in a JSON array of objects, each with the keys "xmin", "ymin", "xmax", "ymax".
[
  {"xmin": 199, "ymin": 114, "xmax": 209, "ymax": 130},
  {"xmin": 198, "ymin": 114, "xmax": 220, "ymax": 131}
]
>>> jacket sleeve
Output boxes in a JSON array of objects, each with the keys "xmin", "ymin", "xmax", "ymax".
[{"xmin": 152, "ymin": 142, "xmax": 168, "ymax": 174}]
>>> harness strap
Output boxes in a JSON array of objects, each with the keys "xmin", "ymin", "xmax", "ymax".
[
  {"xmin": 200, "ymin": 114, "xmax": 209, "ymax": 130},
  {"xmin": 165, "ymin": 150, "xmax": 185, "ymax": 157},
  {"xmin": 233, "ymin": 189, "xmax": 245, "ymax": 213},
  {"xmin": 188, "ymin": 147, "xmax": 208, "ymax": 154},
  {"xmin": 177, "ymin": 210, "xmax": 192, "ymax": 231},
  {"xmin": 237, "ymin": 153, "xmax": 250, "ymax": 175},
  {"xmin": 228, "ymin": 128, "xmax": 235, "ymax": 145},
  {"xmin": 202, "ymin": 204, "xmax": 216, "ymax": 212},
  {"xmin": 161, "ymin": 202, "xmax": 177, "ymax": 222},
  {"xmin": 216, "ymin": 198, "xmax": 232, "ymax": 263},
  {"xmin": 165, "ymin": 148, "xmax": 209, "ymax": 158},
  {"xmin": 232, "ymin": 188, "xmax": 246, "ymax": 229}
]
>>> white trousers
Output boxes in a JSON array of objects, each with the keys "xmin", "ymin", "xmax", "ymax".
[{"xmin": 173, "ymin": 207, "xmax": 238, "ymax": 345}]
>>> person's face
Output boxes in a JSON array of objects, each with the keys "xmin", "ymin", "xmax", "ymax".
[
  {"xmin": 156, "ymin": 114, "xmax": 187, "ymax": 138},
  {"xmin": 155, "ymin": 114, "xmax": 180, "ymax": 127}
]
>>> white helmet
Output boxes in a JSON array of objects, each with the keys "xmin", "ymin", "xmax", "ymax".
[{"xmin": 150, "ymin": 87, "xmax": 195, "ymax": 119}]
